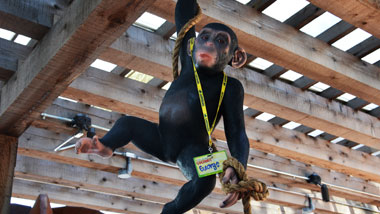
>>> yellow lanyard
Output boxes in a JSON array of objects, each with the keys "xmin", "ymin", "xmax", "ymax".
[{"xmin": 189, "ymin": 37, "xmax": 227, "ymax": 153}]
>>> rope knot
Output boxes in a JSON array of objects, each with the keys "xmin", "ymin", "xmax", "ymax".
[{"xmin": 219, "ymin": 157, "xmax": 269, "ymax": 214}]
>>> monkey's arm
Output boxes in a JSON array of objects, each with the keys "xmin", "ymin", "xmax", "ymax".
[
  {"xmin": 175, "ymin": 0, "xmax": 198, "ymax": 69},
  {"xmin": 222, "ymin": 78, "xmax": 249, "ymax": 168}
]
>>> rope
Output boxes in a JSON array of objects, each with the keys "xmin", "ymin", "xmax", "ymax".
[
  {"xmin": 219, "ymin": 157, "xmax": 269, "ymax": 214},
  {"xmin": 172, "ymin": 3, "xmax": 203, "ymax": 80}
]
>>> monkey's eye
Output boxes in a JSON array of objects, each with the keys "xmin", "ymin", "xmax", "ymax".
[
  {"xmin": 217, "ymin": 39, "xmax": 226, "ymax": 45},
  {"xmin": 201, "ymin": 35, "xmax": 209, "ymax": 40}
]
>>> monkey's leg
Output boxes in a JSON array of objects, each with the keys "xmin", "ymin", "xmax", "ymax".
[
  {"xmin": 162, "ymin": 145, "xmax": 216, "ymax": 213},
  {"xmin": 77, "ymin": 116, "xmax": 166, "ymax": 161}
]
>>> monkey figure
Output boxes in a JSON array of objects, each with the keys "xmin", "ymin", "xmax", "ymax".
[{"xmin": 75, "ymin": 0, "xmax": 249, "ymax": 213}]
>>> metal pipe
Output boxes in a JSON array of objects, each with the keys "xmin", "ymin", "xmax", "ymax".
[
  {"xmin": 54, "ymin": 132, "xmax": 83, "ymax": 152},
  {"xmin": 41, "ymin": 113, "xmax": 73, "ymax": 122}
]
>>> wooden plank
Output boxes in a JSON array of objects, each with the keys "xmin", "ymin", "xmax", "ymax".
[
  {"xmin": 147, "ymin": 0, "xmax": 380, "ymax": 107},
  {"xmin": 12, "ymin": 179, "xmax": 163, "ymax": 214},
  {"xmin": 101, "ymin": 26, "xmax": 380, "ymax": 150},
  {"xmin": 27, "ymin": 113, "xmax": 380, "ymax": 206},
  {"xmin": 0, "ymin": 38, "xmax": 33, "ymax": 81},
  {"xmin": 61, "ymin": 68, "xmax": 380, "ymax": 184},
  {"xmin": 0, "ymin": 0, "xmax": 53, "ymax": 40},
  {"xmin": 0, "ymin": 0, "xmax": 156, "ymax": 137},
  {"xmin": 14, "ymin": 156, "xmax": 245, "ymax": 214},
  {"xmin": 308, "ymin": 0, "xmax": 380, "ymax": 39},
  {"xmin": 15, "ymin": 131, "xmax": 380, "ymax": 213},
  {"xmin": 0, "ymin": 134, "xmax": 17, "ymax": 214}
]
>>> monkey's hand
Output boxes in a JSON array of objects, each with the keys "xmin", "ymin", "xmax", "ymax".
[{"xmin": 219, "ymin": 167, "xmax": 241, "ymax": 208}]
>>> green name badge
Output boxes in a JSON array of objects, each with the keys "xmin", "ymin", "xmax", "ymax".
[{"xmin": 193, "ymin": 150, "xmax": 228, "ymax": 178}]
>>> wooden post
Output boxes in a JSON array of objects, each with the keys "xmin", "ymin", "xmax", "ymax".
[{"xmin": 0, "ymin": 135, "xmax": 17, "ymax": 214}]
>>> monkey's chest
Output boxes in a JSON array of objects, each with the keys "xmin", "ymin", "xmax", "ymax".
[{"xmin": 159, "ymin": 86, "xmax": 219, "ymax": 128}]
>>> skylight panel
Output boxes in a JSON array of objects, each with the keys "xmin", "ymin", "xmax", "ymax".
[
  {"xmin": 331, "ymin": 137, "xmax": 344, "ymax": 144},
  {"xmin": 361, "ymin": 48, "xmax": 380, "ymax": 64},
  {"xmin": 126, "ymin": 70, "xmax": 154, "ymax": 83},
  {"xmin": 90, "ymin": 59, "xmax": 117, "ymax": 72},
  {"xmin": 279, "ymin": 70, "xmax": 303, "ymax": 82},
  {"xmin": 332, "ymin": 28, "xmax": 372, "ymax": 51},
  {"xmin": 101, "ymin": 211, "xmax": 123, "ymax": 214},
  {"xmin": 248, "ymin": 58, "xmax": 274, "ymax": 70},
  {"xmin": 135, "ymin": 12, "xmax": 166, "ymax": 31},
  {"xmin": 243, "ymin": 105, "xmax": 249, "ymax": 110},
  {"xmin": 307, "ymin": 129, "xmax": 324, "ymax": 137},
  {"xmin": 14, "ymin": 34, "xmax": 31, "ymax": 45},
  {"xmin": 235, "ymin": 0, "xmax": 251, "ymax": 4},
  {"xmin": 372, "ymin": 151, "xmax": 380, "ymax": 156},
  {"xmin": 91, "ymin": 105, "xmax": 112, "ymax": 112},
  {"xmin": 362, "ymin": 103, "xmax": 379, "ymax": 111},
  {"xmin": 282, "ymin": 121, "xmax": 301, "ymax": 130},
  {"xmin": 300, "ymin": 12, "xmax": 341, "ymax": 37},
  {"xmin": 161, "ymin": 82, "xmax": 172, "ymax": 90},
  {"xmin": 0, "ymin": 28, "xmax": 15, "ymax": 40},
  {"xmin": 308, "ymin": 82, "xmax": 330, "ymax": 92},
  {"xmin": 262, "ymin": 0, "xmax": 309, "ymax": 22},
  {"xmin": 351, "ymin": 144, "xmax": 364, "ymax": 150},
  {"xmin": 255, "ymin": 112, "xmax": 275, "ymax": 121},
  {"xmin": 336, "ymin": 93, "xmax": 356, "ymax": 102}
]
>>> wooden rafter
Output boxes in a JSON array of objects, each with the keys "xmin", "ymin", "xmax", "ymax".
[
  {"xmin": 100, "ymin": 26, "xmax": 380, "ymax": 150},
  {"xmin": 147, "ymin": 0, "xmax": 380, "ymax": 107},
  {"xmin": 59, "ymin": 68, "xmax": 380, "ymax": 184},
  {"xmin": 308, "ymin": 0, "xmax": 380, "ymax": 39},
  {"xmin": 0, "ymin": 0, "xmax": 156, "ymax": 137}
]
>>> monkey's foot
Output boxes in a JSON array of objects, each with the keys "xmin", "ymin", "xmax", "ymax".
[{"xmin": 75, "ymin": 136, "xmax": 113, "ymax": 158}]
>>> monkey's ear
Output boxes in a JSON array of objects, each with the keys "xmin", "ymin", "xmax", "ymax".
[{"xmin": 231, "ymin": 47, "xmax": 247, "ymax": 68}]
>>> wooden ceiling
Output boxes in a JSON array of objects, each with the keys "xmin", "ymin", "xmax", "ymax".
[{"xmin": 1, "ymin": 0, "xmax": 380, "ymax": 213}]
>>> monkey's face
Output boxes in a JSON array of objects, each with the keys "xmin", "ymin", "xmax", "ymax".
[{"xmin": 191, "ymin": 28, "xmax": 233, "ymax": 74}]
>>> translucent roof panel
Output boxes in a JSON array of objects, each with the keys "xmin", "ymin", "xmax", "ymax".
[
  {"xmin": 282, "ymin": 121, "xmax": 301, "ymax": 130},
  {"xmin": 256, "ymin": 112, "xmax": 276, "ymax": 122},
  {"xmin": 235, "ymin": 0, "xmax": 251, "ymax": 4},
  {"xmin": 90, "ymin": 59, "xmax": 117, "ymax": 72},
  {"xmin": 336, "ymin": 93, "xmax": 356, "ymax": 102},
  {"xmin": 362, "ymin": 103, "xmax": 379, "ymax": 111},
  {"xmin": 307, "ymin": 129, "xmax": 324, "ymax": 137},
  {"xmin": 351, "ymin": 144, "xmax": 364, "ymax": 150},
  {"xmin": 331, "ymin": 137, "xmax": 344, "ymax": 144},
  {"xmin": 14, "ymin": 34, "xmax": 31, "ymax": 46},
  {"xmin": 308, "ymin": 82, "xmax": 330, "ymax": 92},
  {"xmin": 243, "ymin": 105, "xmax": 249, "ymax": 110},
  {"xmin": 362, "ymin": 48, "xmax": 380, "ymax": 64},
  {"xmin": 135, "ymin": 12, "xmax": 166, "ymax": 31},
  {"xmin": 126, "ymin": 70, "xmax": 154, "ymax": 83},
  {"xmin": 300, "ymin": 12, "xmax": 341, "ymax": 37},
  {"xmin": 262, "ymin": 0, "xmax": 309, "ymax": 22},
  {"xmin": 372, "ymin": 151, "xmax": 380, "ymax": 156},
  {"xmin": 58, "ymin": 96, "xmax": 78, "ymax": 103},
  {"xmin": 332, "ymin": 28, "xmax": 372, "ymax": 51},
  {"xmin": 0, "ymin": 28, "xmax": 15, "ymax": 40},
  {"xmin": 248, "ymin": 57, "xmax": 274, "ymax": 70},
  {"xmin": 279, "ymin": 70, "xmax": 303, "ymax": 82}
]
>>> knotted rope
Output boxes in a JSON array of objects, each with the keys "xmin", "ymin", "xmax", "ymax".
[
  {"xmin": 172, "ymin": 3, "xmax": 203, "ymax": 80},
  {"xmin": 219, "ymin": 157, "xmax": 269, "ymax": 214},
  {"xmin": 172, "ymin": 3, "xmax": 269, "ymax": 213}
]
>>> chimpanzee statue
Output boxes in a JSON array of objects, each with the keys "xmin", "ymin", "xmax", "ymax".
[{"xmin": 76, "ymin": 0, "xmax": 249, "ymax": 213}]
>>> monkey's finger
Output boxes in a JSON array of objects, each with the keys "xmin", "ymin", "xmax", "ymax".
[
  {"xmin": 220, "ymin": 192, "xmax": 239, "ymax": 208},
  {"xmin": 222, "ymin": 167, "xmax": 235, "ymax": 184}
]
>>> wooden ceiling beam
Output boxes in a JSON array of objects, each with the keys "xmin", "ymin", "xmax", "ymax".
[
  {"xmin": 146, "ymin": 0, "xmax": 380, "ymax": 107},
  {"xmin": 14, "ymin": 152, "xmax": 376, "ymax": 213},
  {"xmin": 308, "ymin": 0, "xmax": 380, "ymax": 39},
  {"xmin": 59, "ymin": 68, "xmax": 380, "ymax": 184},
  {"xmin": 100, "ymin": 26, "xmax": 380, "ymax": 150},
  {"xmin": 12, "ymin": 179, "xmax": 164, "ymax": 214},
  {"xmin": 0, "ymin": 0, "xmax": 156, "ymax": 137},
  {"xmin": 0, "ymin": 0, "xmax": 53, "ymax": 40}
]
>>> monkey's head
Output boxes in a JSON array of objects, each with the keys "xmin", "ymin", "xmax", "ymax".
[{"xmin": 188, "ymin": 23, "xmax": 247, "ymax": 75}]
